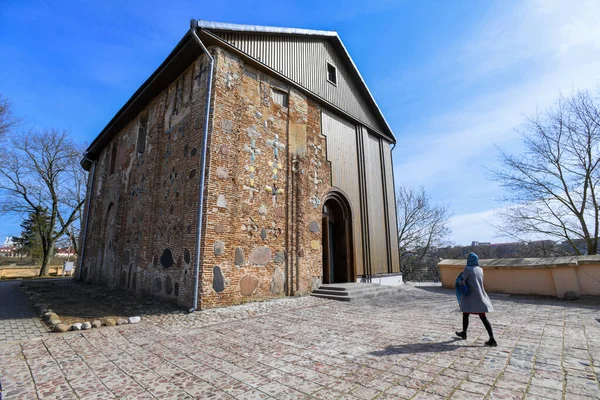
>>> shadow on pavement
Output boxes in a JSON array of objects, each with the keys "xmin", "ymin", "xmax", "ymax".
[{"xmin": 368, "ymin": 339, "xmax": 480, "ymax": 356}]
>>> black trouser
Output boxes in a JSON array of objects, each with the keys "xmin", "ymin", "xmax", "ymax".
[{"xmin": 463, "ymin": 313, "xmax": 494, "ymax": 339}]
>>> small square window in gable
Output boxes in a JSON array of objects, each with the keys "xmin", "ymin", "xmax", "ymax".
[
  {"xmin": 271, "ymin": 89, "xmax": 288, "ymax": 108},
  {"xmin": 327, "ymin": 62, "xmax": 337, "ymax": 86}
]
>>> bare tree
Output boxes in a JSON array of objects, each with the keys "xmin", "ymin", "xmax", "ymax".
[
  {"xmin": 0, "ymin": 129, "xmax": 87, "ymax": 276},
  {"xmin": 62, "ymin": 143, "xmax": 87, "ymax": 255},
  {"xmin": 397, "ymin": 185, "xmax": 451, "ymax": 280},
  {"xmin": 492, "ymin": 89, "xmax": 600, "ymax": 255},
  {"xmin": 0, "ymin": 95, "xmax": 19, "ymax": 139}
]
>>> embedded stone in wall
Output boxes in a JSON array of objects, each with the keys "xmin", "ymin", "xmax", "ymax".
[
  {"xmin": 161, "ymin": 249, "xmax": 174, "ymax": 268},
  {"xmin": 241, "ymin": 203, "xmax": 249, "ymax": 214},
  {"xmin": 215, "ymin": 224, "xmax": 226, "ymax": 233},
  {"xmin": 271, "ymin": 267, "xmax": 285, "ymax": 294},
  {"xmin": 309, "ymin": 221, "xmax": 320, "ymax": 233},
  {"xmin": 274, "ymin": 251, "xmax": 285, "ymax": 263},
  {"xmin": 240, "ymin": 275, "xmax": 259, "ymax": 296},
  {"xmin": 234, "ymin": 247, "xmax": 244, "ymax": 266},
  {"xmin": 260, "ymin": 229, "xmax": 267, "ymax": 241},
  {"xmin": 214, "ymin": 241, "xmax": 225, "ymax": 256},
  {"xmin": 189, "ymin": 169, "xmax": 196, "ymax": 179},
  {"xmin": 184, "ymin": 248, "xmax": 191, "ymax": 264},
  {"xmin": 213, "ymin": 266, "xmax": 225, "ymax": 293},
  {"xmin": 249, "ymin": 247, "xmax": 271, "ymax": 265},
  {"xmin": 187, "ymin": 224, "xmax": 192, "ymax": 234},
  {"xmin": 217, "ymin": 194, "xmax": 227, "ymax": 208},
  {"xmin": 216, "ymin": 167, "xmax": 229, "ymax": 179},
  {"xmin": 122, "ymin": 250, "xmax": 131, "ymax": 265},
  {"xmin": 274, "ymin": 208, "xmax": 284, "ymax": 218},
  {"xmin": 311, "ymin": 277, "xmax": 322, "ymax": 291},
  {"xmin": 191, "ymin": 148, "xmax": 197, "ymax": 157},
  {"xmin": 165, "ymin": 276, "xmax": 173, "ymax": 295},
  {"xmin": 220, "ymin": 145, "xmax": 229, "ymax": 156},
  {"xmin": 289, "ymin": 123, "xmax": 307, "ymax": 156},
  {"xmin": 310, "ymin": 240, "xmax": 320, "ymax": 250},
  {"xmin": 258, "ymin": 205, "xmax": 267, "ymax": 215},
  {"xmin": 152, "ymin": 277, "xmax": 162, "ymax": 293},
  {"xmin": 221, "ymin": 119, "xmax": 233, "ymax": 132}
]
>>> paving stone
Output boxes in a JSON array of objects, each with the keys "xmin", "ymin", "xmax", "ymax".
[{"xmin": 2, "ymin": 285, "xmax": 600, "ymax": 399}]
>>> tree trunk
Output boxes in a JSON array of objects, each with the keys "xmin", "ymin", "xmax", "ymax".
[
  {"xmin": 38, "ymin": 243, "xmax": 54, "ymax": 277},
  {"xmin": 587, "ymin": 240, "xmax": 597, "ymax": 256},
  {"xmin": 38, "ymin": 252, "xmax": 49, "ymax": 277}
]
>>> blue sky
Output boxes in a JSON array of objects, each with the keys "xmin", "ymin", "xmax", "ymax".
[{"xmin": 1, "ymin": 0, "xmax": 599, "ymax": 245}]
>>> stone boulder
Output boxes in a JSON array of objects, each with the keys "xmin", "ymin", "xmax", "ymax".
[
  {"xmin": 81, "ymin": 321, "xmax": 92, "ymax": 330},
  {"xmin": 240, "ymin": 275, "xmax": 259, "ymax": 296},
  {"xmin": 564, "ymin": 291, "xmax": 579, "ymax": 301},
  {"xmin": 91, "ymin": 320, "xmax": 102, "ymax": 328},
  {"xmin": 45, "ymin": 312, "xmax": 59, "ymax": 322},
  {"xmin": 104, "ymin": 318, "xmax": 117, "ymax": 326},
  {"xmin": 53, "ymin": 324, "xmax": 69, "ymax": 333},
  {"xmin": 128, "ymin": 316, "xmax": 141, "ymax": 324},
  {"xmin": 249, "ymin": 247, "xmax": 272, "ymax": 265},
  {"xmin": 271, "ymin": 267, "xmax": 285, "ymax": 294}
]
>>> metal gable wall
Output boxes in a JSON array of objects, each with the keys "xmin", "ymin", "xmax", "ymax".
[
  {"xmin": 321, "ymin": 110, "xmax": 364, "ymax": 277},
  {"xmin": 211, "ymin": 31, "xmax": 384, "ymax": 133}
]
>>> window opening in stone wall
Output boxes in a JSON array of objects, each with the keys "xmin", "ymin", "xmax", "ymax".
[
  {"xmin": 109, "ymin": 142, "xmax": 117, "ymax": 175},
  {"xmin": 327, "ymin": 62, "xmax": 337, "ymax": 86},
  {"xmin": 271, "ymin": 89, "xmax": 288, "ymax": 108},
  {"xmin": 137, "ymin": 113, "xmax": 148, "ymax": 154}
]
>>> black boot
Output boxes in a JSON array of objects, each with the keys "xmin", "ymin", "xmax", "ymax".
[
  {"xmin": 456, "ymin": 313, "xmax": 469, "ymax": 339},
  {"xmin": 485, "ymin": 338, "xmax": 497, "ymax": 347}
]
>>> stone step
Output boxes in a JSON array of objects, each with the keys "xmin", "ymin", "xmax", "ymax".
[
  {"xmin": 310, "ymin": 293, "xmax": 352, "ymax": 301},
  {"xmin": 311, "ymin": 283, "xmax": 400, "ymax": 301}
]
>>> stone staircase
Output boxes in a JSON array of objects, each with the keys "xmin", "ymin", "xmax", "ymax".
[{"xmin": 310, "ymin": 282, "xmax": 401, "ymax": 301}]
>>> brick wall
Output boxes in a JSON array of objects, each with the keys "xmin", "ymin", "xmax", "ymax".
[
  {"xmin": 199, "ymin": 47, "xmax": 331, "ymax": 308},
  {"xmin": 80, "ymin": 45, "xmax": 333, "ymax": 309},
  {"xmin": 79, "ymin": 53, "xmax": 211, "ymax": 308}
]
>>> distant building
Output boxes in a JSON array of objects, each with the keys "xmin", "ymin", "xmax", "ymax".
[
  {"xmin": 471, "ymin": 241, "xmax": 491, "ymax": 247},
  {"xmin": 55, "ymin": 248, "xmax": 75, "ymax": 258}
]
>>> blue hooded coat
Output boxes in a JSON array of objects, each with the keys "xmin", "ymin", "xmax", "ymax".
[{"xmin": 457, "ymin": 253, "xmax": 493, "ymax": 313}]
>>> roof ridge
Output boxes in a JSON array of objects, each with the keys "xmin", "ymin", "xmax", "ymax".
[{"xmin": 196, "ymin": 20, "xmax": 338, "ymax": 37}]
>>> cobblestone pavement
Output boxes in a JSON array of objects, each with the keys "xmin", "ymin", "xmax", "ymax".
[
  {"xmin": 0, "ymin": 280, "xmax": 48, "ymax": 344},
  {"xmin": 1, "ymin": 286, "xmax": 600, "ymax": 399}
]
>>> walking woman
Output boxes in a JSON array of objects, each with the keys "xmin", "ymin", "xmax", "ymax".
[{"xmin": 455, "ymin": 252, "xmax": 497, "ymax": 346}]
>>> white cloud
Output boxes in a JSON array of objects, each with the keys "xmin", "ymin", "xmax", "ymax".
[
  {"xmin": 392, "ymin": 0, "xmax": 600, "ymax": 242},
  {"xmin": 448, "ymin": 209, "xmax": 505, "ymax": 246}
]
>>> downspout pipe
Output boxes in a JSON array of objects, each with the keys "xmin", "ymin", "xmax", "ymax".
[
  {"xmin": 76, "ymin": 156, "xmax": 97, "ymax": 281},
  {"xmin": 189, "ymin": 19, "xmax": 214, "ymax": 312}
]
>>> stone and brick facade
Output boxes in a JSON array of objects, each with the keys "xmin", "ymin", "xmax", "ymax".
[{"xmin": 79, "ymin": 22, "xmax": 400, "ymax": 309}]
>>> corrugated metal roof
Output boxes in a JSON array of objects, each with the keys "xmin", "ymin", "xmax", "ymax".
[{"xmin": 82, "ymin": 20, "xmax": 395, "ymax": 169}]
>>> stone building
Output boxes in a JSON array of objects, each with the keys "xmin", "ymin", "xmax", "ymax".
[{"xmin": 78, "ymin": 20, "xmax": 400, "ymax": 309}]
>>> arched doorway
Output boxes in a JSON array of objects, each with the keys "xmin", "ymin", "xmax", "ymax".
[{"xmin": 322, "ymin": 191, "xmax": 354, "ymax": 284}]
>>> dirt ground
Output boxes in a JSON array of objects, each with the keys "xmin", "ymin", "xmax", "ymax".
[{"xmin": 20, "ymin": 278, "xmax": 183, "ymax": 325}]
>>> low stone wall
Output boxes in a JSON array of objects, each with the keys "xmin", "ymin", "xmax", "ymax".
[{"xmin": 438, "ymin": 255, "xmax": 600, "ymax": 299}]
